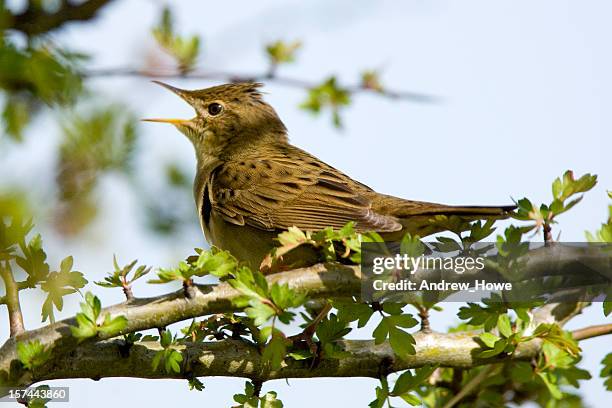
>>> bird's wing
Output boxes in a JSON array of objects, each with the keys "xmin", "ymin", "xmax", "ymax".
[{"xmin": 209, "ymin": 147, "xmax": 402, "ymax": 233}]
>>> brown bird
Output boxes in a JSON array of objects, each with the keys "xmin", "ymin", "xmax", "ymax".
[{"xmin": 145, "ymin": 82, "xmax": 515, "ymax": 270}]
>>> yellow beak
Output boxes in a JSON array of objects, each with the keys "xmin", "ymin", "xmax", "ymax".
[{"xmin": 141, "ymin": 118, "xmax": 190, "ymax": 125}]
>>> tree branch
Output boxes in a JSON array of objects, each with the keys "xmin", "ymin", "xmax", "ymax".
[
  {"xmin": 572, "ymin": 323, "xmax": 612, "ymax": 341},
  {"xmin": 82, "ymin": 68, "xmax": 439, "ymax": 103},
  {"xmin": 0, "ymin": 264, "xmax": 24, "ymax": 337},
  {"xmin": 29, "ymin": 332, "xmax": 544, "ymax": 384},
  {"xmin": 26, "ymin": 318, "xmax": 609, "ymax": 386},
  {"xmin": 7, "ymin": 0, "xmax": 115, "ymax": 36},
  {"xmin": 0, "ymin": 263, "xmax": 361, "ymax": 378},
  {"xmin": 0, "ymin": 244, "xmax": 605, "ymax": 387}
]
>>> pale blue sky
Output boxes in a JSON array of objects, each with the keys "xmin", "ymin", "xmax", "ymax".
[{"xmin": 1, "ymin": 0, "xmax": 611, "ymax": 406}]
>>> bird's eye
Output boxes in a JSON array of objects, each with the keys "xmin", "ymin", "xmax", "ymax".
[{"xmin": 208, "ymin": 103, "xmax": 223, "ymax": 116}]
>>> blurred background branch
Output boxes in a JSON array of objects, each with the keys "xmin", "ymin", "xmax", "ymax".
[
  {"xmin": 6, "ymin": 0, "xmax": 114, "ymax": 36},
  {"xmin": 82, "ymin": 67, "xmax": 439, "ymax": 103}
]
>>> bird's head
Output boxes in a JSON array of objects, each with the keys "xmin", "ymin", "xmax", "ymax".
[{"xmin": 144, "ymin": 81, "xmax": 288, "ymax": 159}]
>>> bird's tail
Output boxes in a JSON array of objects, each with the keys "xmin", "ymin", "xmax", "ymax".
[
  {"xmin": 373, "ymin": 194, "xmax": 516, "ymax": 218},
  {"xmin": 373, "ymin": 195, "xmax": 516, "ymax": 238}
]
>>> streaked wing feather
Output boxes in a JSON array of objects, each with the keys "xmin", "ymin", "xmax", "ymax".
[{"xmin": 210, "ymin": 148, "xmax": 402, "ymax": 233}]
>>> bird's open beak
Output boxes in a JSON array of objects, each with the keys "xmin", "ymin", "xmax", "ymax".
[{"xmin": 142, "ymin": 81, "xmax": 196, "ymax": 125}]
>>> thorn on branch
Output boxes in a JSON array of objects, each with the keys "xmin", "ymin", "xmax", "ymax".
[
  {"xmin": 183, "ymin": 278, "xmax": 196, "ymax": 299},
  {"xmin": 118, "ymin": 338, "xmax": 132, "ymax": 358}
]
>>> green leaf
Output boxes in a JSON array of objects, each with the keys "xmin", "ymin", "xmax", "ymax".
[
  {"xmin": 152, "ymin": 7, "xmax": 200, "ymax": 73},
  {"xmin": 458, "ymin": 302, "xmax": 505, "ymax": 331},
  {"xmin": 160, "ymin": 330, "xmax": 173, "ymax": 348},
  {"xmin": 270, "ymin": 283, "xmax": 306, "ymax": 310},
  {"xmin": 315, "ymin": 313, "xmax": 351, "ymax": 344},
  {"xmin": 262, "ymin": 329, "xmax": 288, "ymax": 370},
  {"xmin": 601, "ymin": 353, "xmax": 612, "ymax": 391},
  {"xmin": 17, "ymin": 340, "xmax": 52, "ymax": 370},
  {"xmin": 387, "ymin": 313, "xmax": 418, "ymax": 329},
  {"xmin": 40, "ymin": 256, "xmax": 87, "ymax": 322},
  {"xmin": 287, "ymin": 349, "xmax": 313, "ymax": 361},
  {"xmin": 552, "ymin": 177, "xmax": 563, "ymax": 199},
  {"xmin": 195, "ymin": 248, "xmax": 238, "ymax": 278},
  {"xmin": 260, "ymin": 391, "xmax": 283, "ymax": 408},
  {"xmin": 95, "ymin": 256, "xmax": 150, "ymax": 288},
  {"xmin": 537, "ymin": 371, "xmax": 563, "ymax": 399},
  {"xmin": 2, "ymin": 97, "xmax": 30, "ymax": 141},
  {"xmin": 229, "ymin": 267, "xmax": 269, "ymax": 302},
  {"xmin": 497, "ymin": 314, "xmax": 513, "ymax": 338},
  {"xmin": 477, "ymin": 339, "xmax": 508, "ymax": 358},
  {"xmin": 149, "ymin": 263, "xmax": 188, "ymax": 284},
  {"xmin": 165, "ymin": 349, "xmax": 183, "ymax": 373},
  {"xmin": 15, "ymin": 233, "xmax": 49, "ymax": 286},
  {"xmin": 152, "ymin": 331, "xmax": 183, "ymax": 374},
  {"xmin": 300, "ymin": 77, "xmax": 351, "ymax": 128},
  {"xmin": 70, "ymin": 315, "xmax": 97, "ymax": 340},
  {"xmin": 98, "ymin": 314, "xmax": 128, "ymax": 337},
  {"xmin": 391, "ymin": 365, "xmax": 436, "ymax": 396},
  {"xmin": 245, "ymin": 300, "xmax": 276, "ymax": 327},
  {"xmin": 70, "ymin": 292, "xmax": 126, "ymax": 341},
  {"xmin": 400, "ymin": 393, "xmax": 421, "ymax": 406},
  {"xmin": 335, "ymin": 301, "xmax": 373, "ymax": 327},
  {"xmin": 479, "ymin": 332, "xmax": 500, "ymax": 348},
  {"xmin": 468, "ymin": 219, "xmax": 496, "ymax": 242},
  {"xmin": 373, "ymin": 319, "xmax": 389, "ymax": 345},
  {"xmin": 266, "ymin": 40, "xmax": 301, "ymax": 65},
  {"xmin": 388, "ymin": 325, "xmax": 416, "ymax": 358},
  {"xmin": 273, "ymin": 226, "xmax": 313, "ymax": 259},
  {"xmin": 368, "ymin": 381, "xmax": 389, "ymax": 408},
  {"xmin": 233, "ymin": 381, "xmax": 261, "ymax": 408},
  {"xmin": 188, "ymin": 377, "xmax": 205, "ymax": 391}
]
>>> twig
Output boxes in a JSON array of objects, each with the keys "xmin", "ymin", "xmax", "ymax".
[
  {"xmin": 81, "ymin": 67, "xmax": 439, "ymax": 103},
  {"xmin": 0, "ymin": 263, "xmax": 25, "ymax": 337},
  {"xmin": 417, "ymin": 305, "xmax": 431, "ymax": 333},
  {"xmin": 442, "ymin": 365, "xmax": 496, "ymax": 408},
  {"xmin": 122, "ymin": 285, "xmax": 134, "ymax": 301},
  {"xmin": 252, "ymin": 379, "xmax": 263, "ymax": 398},
  {"xmin": 572, "ymin": 323, "xmax": 612, "ymax": 341},
  {"xmin": 543, "ymin": 223, "xmax": 553, "ymax": 246}
]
